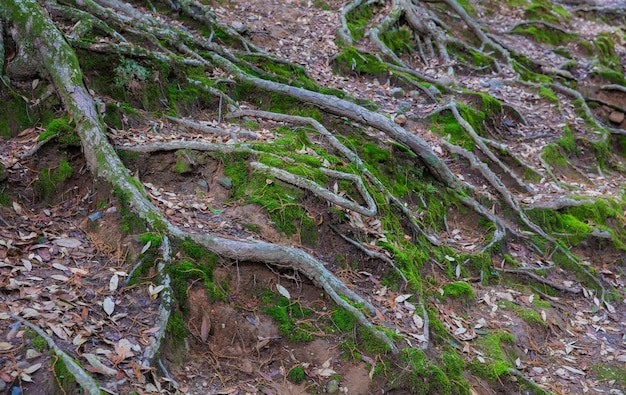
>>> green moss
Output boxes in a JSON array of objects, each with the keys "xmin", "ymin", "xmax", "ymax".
[
  {"xmin": 24, "ymin": 329, "xmax": 47, "ymax": 352},
  {"xmin": 593, "ymin": 364, "xmax": 626, "ymax": 385},
  {"xmin": 115, "ymin": 58, "xmax": 150, "ymax": 88},
  {"xmin": 346, "ymin": 3, "xmax": 373, "ymax": 40},
  {"xmin": 287, "ymin": 365, "xmax": 306, "ymax": 384},
  {"xmin": 261, "ymin": 290, "xmax": 315, "ymax": 342},
  {"xmin": 442, "ymin": 281, "xmax": 475, "ymax": 300},
  {"xmin": 541, "ymin": 143, "xmax": 568, "ymax": 168},
  {"xmin": 331, "ymin": 308, "xmax": 357, "ymax": 331},
  {"xmin": 538, "ymin": 86, "xmax": 559, "ymax": 104},
  {"xmin": 0, "ymin": 91, "xmax": 37, "ymax": 139},
  {"xmin": 455, "ymin": 0, "xmax": 477, "ymax": 17},
  {"xmin": 593, "ymin": 33, "xmax": 621, "ymax": 70},
  {"xmin": 532, "ymin": 297, "xmax": 551, "ymax": 309},
  {"xmin": 511, "ymin": 24, "xmax": 577, "ymax": 46},
  {"xmin": 526, "ymin": 0, "xmax": 570, "ymax": 23},
  {"xmin": 512, "ymin": 54, "xmax": 554, "ymax": 83},
  {"xmin": 52, "ymin": 355, "xmax": 87, "ymax": 393},
  {"xmin": 469, "ymin": 331, "xmax": 515, "ymax": 380},
  {"xmin": 400, "ymin": 349, "xmax": 453, "ymax": 394},
  {"xmin": 114, "ymin": 187, "xmax": 148, "ymax": 235},
  {"xmin": 358, "ymin": 326, "xmax": 392, "ymax": 354},
  {"xmin": 430, "ymin": 102, "xmax": 487, "ymax": 148},
  {"xmin": 166, "ymin": 310, "xmax": 187, "ymax": 346},
  {"xmin": 557, "ymin": 125, "xmax": 577, "ymax": 153},
  {"xmin": 35, "ymin": 158, "xmax": 74, "ymax": 200},
  {"xmin": 380, "ymin": 26, "xmax": 413, "ymax": 55}
]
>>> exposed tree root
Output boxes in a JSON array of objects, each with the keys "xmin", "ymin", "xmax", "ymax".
[
  {"xmin": 10, "ymin": 315, "xmax": 101, "ymax": 395},
  {"xmin": 330, "ymin": 224, "xmax": 409, "ymax": 286}
]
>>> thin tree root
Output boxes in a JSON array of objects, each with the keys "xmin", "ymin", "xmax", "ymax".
[
  {"xmin": 250, "ymin": 161, "xmax": 378, "ymax": 217},
  {"xmin": 330, "ymin": 225, "xmax": 408, "ymax": 286},
  {"xmin": 11, "ymin": 315, "xmax": 101, "ymax": 395}
]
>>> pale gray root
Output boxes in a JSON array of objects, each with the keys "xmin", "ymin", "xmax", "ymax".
[
  {"xmin": 502, "ymin": 104, "xmax": 529, "ymax": 126},
  {"xmin": 369, "ymin": 0, "xmax": 405, "ymax": 65},
  {"xmin": 600, "ymin": 84, "xmax": 626, "ymax": 93},
  {"xmin": 116, "ymin": 141, "xmax": 300, "ymax": 167},
  {"xmin": 174, "ymin": 0, "xmax": 264, "ymax": 53},
  {"xmin": 434, "ymin": 101, "xmax": 532, "ymax": 193},
  {"xmin": 401, "ymin": 0, "xmax": 453, "ymax": 74},
  {"xmin": 251, "ymin": 162, "xmax": 378, "ymax": 217},
  {"xmin": 480, "ymin": 137, "xmax": 543, "ymax": 180},
  {"xmin": 330, "ymin": 225, "xmax": 408, "ymax": 285},
  {"xmin": 166, "ymin": 115, "xmax": 258, "ymax": 140},
  {"xmin": 526, "ymin": 197, "xmax": 595, "ymax": 210},
  {"xmin": 183, "ymin": 232, "xmax": 398, "ymax": 353},
  {"xmin": 425, "ymin": 0, "xmax": 510, "ymax": 60},
  {"xmin": 208, "ymin": 52, "xmax": 466, "ymax": 192},
  {"xmin": 187, "ymin": 78, "xmax": 238, "ymax": 112},
  {"xmin": 337, "ymin": 0, "xmax": 365, "ymax": 45},
  {"xmin": 226, "ymin": 109, "xmax": 441, "ymax": 245},
  {"xmin": 11, "ymin": 315, "xmax": 101, "ymax": 395},
  {"xmin": 48, "ymin": 2, "xmax": 128, "ymax": 43},
  {"xmin": 6, "ymin": 0, "xmax": 398, "ymax": 361},
  {"xmin": 141, "ymin": 237, "xmax": 174, "ymax": 369}
]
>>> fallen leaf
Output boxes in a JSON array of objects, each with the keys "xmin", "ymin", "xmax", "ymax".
[
  {"xmin": 276, "ymin": 284, "xmax": 290, "ymax": 300},
  {"xmin": 109, "ymin": 274, "xmax": 119, "ymax": 292},
  {"xmin": 0, "ymin": 342, "xmax": 13, "ymax": 351},
  {"xmin": 52, "ymin": 237, "xmax": 82, "ymax": 248},
  {"xmin": 103, "ymin": 297, "xmax": 115, "ymax": 316},
  {"xmin": 83, "ymin": 353, "xmax": 117, "ymax": 376}
]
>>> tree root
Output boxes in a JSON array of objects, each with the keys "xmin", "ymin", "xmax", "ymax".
[
  {"xmin": 226, "ymin": 109, "xmax": 441, "ymax": 245},
  {"xmin": 11, "ymin": 315, "xmax": 101, "ymax": 395},
  {"xmin": 494, "ymin": 267, "xmax": 582, "ymax": 294},
  {"xmin": 165, "ymin": 115, "xmax": 258, "ymax": 141},
  {"xmin": 330, "ymin": 225, "xmax": 408, "ymax": 286},
  {"xmin": 250, "ymin": 161, "xmax": 378, "ymax": 217},
  {"xmin": 6, "ymin": 0, "xmax": 400, "ymax": 361}
]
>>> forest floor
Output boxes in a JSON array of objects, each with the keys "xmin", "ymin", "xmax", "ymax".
[{"xmin": 1, "ymin": 0, "xmax": 626, "ymax": 394}]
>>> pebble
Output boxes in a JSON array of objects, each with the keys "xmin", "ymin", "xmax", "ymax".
[
  {"xmin": 398, "ymin": 101, "xmax": 412, "ymax": 113},
  {"xmin": 395, "ymin": 114, "xmax": 407, "ymax": 126},
  {"xmin": 217, "ymin": 176, "xmax": 232, "ymax": 189},
  {"xmin": 326, "ymin": 379, "xmax": 339, "ymax": 394},
  {"xmin": 231, "ymin": 21, "xmax": 246, "ymax": 33},
  {"xmin": 389, "ymin": 87, "xmax": 404, "ymax": 98},
  {"xmin": 609, "ymin": 111, "xmax": 624, "ymax": 124},
  {"xmin": 197, "ymin": 180, "xmax": 208, "ymax": 190}
]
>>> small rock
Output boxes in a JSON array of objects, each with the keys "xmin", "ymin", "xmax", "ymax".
[
  {"xmin": 389, "ymin": 87, "xmax": 404, "ymax": 98},
  {"xmin": 609, "ymin": 111, "xmax": 625, "ymax": 124},
  {"xmin": 428, "ymin": 85, "xmax": 442, "ymax": 97},
  {"xmin": 25, "ymin": 349, "xmax": 42, "ymax": 359},
  {"xmin": 326, "ymin": 379, "xmax": 339, "ymax": 394},
  {"xmin": 231, "ymin": 21, "xmax": 247, "ymax": 33},
  {"xmin": 105, "ymin": 206, "xmax": 118, "ymax": 214},
  {"xmin": 0, "ymin": 380, "xmax": 5, "ymax": 392},
  {"xmin": 408, "ymin": 90, "xmax": 421, "ymax": 99},
  {"xmin": 217, "ymin": 176, "xmax": 233, "ymax": 189},
  {"xmin": 398, "ymin": 101, "xmax": 412, "ymax": 113},
  {"xmin": 197, "ymin": 180, "xmax": 208, "ymax": 190},
  {"xmin": 88, "ymin": 211, "xmax": 102, "ymax": 221},
  {"xmin": 394, "ymin": 114, "xmax": 407, "ymax": 126}
]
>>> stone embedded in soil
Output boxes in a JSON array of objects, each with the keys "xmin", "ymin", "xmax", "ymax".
[
  {"xmin": 395, "ymin": 114, "xmax": 407, "ymax": 125},
  {"xmin": 389, "ymin": 87, "xmax": 404, "ymax": 98},
  {"xmin": 217, "ymin": 176, "xmax": 233, "ymax": 189},
  {"xmin": 609, "ymin": 111, "xmax": 625, "ymax": 124}
]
